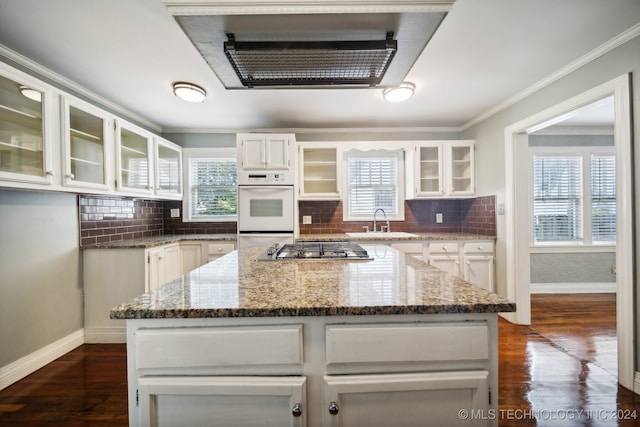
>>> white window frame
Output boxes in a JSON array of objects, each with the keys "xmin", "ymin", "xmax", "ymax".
[
  {"xmin": 182, "ymin": 148, "xmax": 237, "ymax": 222},
  {"xmin": 529, "ymin": 146, "xmax": 615, "ymax": 248},
  {"xmin": 342, "ymin": 148, "xmax": 405, "ymax": 222}
]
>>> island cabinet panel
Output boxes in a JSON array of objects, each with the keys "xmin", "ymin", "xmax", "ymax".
[
  {"xmin": 323, "ymin": 371, "xmax": 489, "ymax": 427},
  {"xmin": 138, "ymin": 376, "xmax": 306, "ymax": 427},
  {"xmin": 325, "ymin": 323, "xmax": 489, "ymax": 367},
  {"xmin": 136, "ymin": 325, "xmax": 303, "ymax": 370}
]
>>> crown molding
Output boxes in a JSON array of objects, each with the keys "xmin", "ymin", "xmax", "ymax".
[
  {"xmin": 0, "ymin": 44, "xmax": 161, "ymax": 133},
  {"xmin": 162, "ymin": 126, "xmax": 462, "ymax": 134},
  {"xmin": 461, "ymin": 23, "xmax": 640, "ymax": 131}
]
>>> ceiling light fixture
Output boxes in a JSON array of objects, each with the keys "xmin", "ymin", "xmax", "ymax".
[
  {"xmin": 19, "ymin": 85, "xmax": 42, "ymax": 102},
  {"xmin": 383, "ymin": 82, "xmax": 415, "ymax": 102},
  {"xmin": 172, "ymin": 82, "xmax": 206, "ymax": 103}
]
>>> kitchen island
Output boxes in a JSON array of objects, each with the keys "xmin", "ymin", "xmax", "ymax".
[{"xmin": 111, "ymin": 245, "xmax": 514, "ymax": 427}]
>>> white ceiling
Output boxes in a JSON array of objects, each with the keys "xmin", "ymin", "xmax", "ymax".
[{"xmin": 0, "ymin": 0, "xmax": 638, "ymax": 133}]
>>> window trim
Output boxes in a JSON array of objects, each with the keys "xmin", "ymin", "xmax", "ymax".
[
  {"xmin": 529, "ymin": 146, "xmax": 615, "ymax": 247},
  {"xmin": 182, "ymin": 148, "xmax": 237, "ymax": 223},
  {"xmin": 342, "ymin": 148, "xmax": 405, "ymax": 222}
]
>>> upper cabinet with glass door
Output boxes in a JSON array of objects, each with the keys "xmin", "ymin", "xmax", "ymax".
[
  {"xmin": 409, "ymin": 140, "xmax": 475, "ymax": 198},
  {"xmin": 61, "ymin": 95, "xmax": 112, "ymax": 191},
  {"xmin": 298, "ymin": 142, "xmax": 341, "ymax": 200},
  {"xmin": 0, "ymin": 68, "xmax": 53, "ymax": 185},
  {"xmin": 154, "ymin": 137, "xmax": 182, "ymax": 199},
  {"xmin": 115, "ymin": 120, "xmax": 154, "ymax": 196}
]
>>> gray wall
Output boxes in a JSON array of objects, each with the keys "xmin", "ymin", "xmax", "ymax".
[{"xmin": 0, "ymin": 190, "xmax": 83, "ymax": 366}]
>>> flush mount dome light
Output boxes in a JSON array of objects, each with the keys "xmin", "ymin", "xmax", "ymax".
[
  {"xmin": 172, "ymin": 82, "xmax": 206, "ymax": 103},
  {"xmin": 19, "ymin": 85, "xmax": 42, "ymax": 102},
  {"xmin": 383, "ymin": 82, "xmax": 415, "ymax": 102}
]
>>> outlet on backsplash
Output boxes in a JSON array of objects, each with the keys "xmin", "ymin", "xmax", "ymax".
[{"xmin": 303, "ymin": 215, "xmax": 312, "ymax": 224}]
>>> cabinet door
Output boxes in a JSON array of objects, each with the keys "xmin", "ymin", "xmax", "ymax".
[
  {"xmin": 324, "ymin": 371, "xmax": 489, "ymax": 427},
  {"xmin": 62, "ymin": 96, "xmax": 111, "ymax": 190},
  {"xmin": 447, "ymin": 141, "xmax": 475, "ymax": 196},
  {"xmin": 146, "ymin": 247, "xmax": 165, "ymax": 292},
  {"xmin": 0, "ymin": 70, "xmax": 53, "ymax": 185},
  {"xmin": 429, "ymin": 255, "xmax": 461, "ymax": 277},
  {"xmin": 163, "ymin": 244, "xmax": 182, "ymax": 283},
  {"xmin": 181, "ymin": 243, "xmax": 204, "ymax": 274},
  {"xmin": 265, "ymin": 134, "xmax": 290, "ymax": 170},
  {"xmin": 155, "ymin": 138, "xmax": 182, "ymax": 198},
  {"xmin": 240, "ymin": 135, "xmax": 267, "ymax": 170},
  {"xmin": 299, "ymin": 144, "xmax": 340, "ymax": 199},
  {"xmin": 414, "ymin": 143, "xmax": 442, "ymax": 197},
  {"xmin": 138, "ymin": 376, "xmax": 306, "ymax": 427},
  {"xmin": 116, "ymin": 120, "xmax": 153, "ymax": 195},
  {"xmin": 464, "ymin": 256, "xmax": 495, "ymax": 292}
]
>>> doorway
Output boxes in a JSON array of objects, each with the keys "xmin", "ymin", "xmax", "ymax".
[{"xmin": 503, "ymin": 74, "xmax": 634, "ymax": 391}]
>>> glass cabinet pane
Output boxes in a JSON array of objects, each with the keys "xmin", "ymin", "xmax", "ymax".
[
  {"xmin": 419, "ymin": 146, "xmax": 440, "ymax": 193},
  {"xmin": 69, "ymin": 106, "xmax": 105, "ymax": 184},
  {"xmin": 120, "ymin": 127, "xmax": 149, "ymax": 189},
  {"xmin": 157, "ymin": 144, "xmax": 180, "ymax": 193},
  {"xmin": 0, "ymin": 74, "xmax": 44, "ymax": 177},
  {"xmin": 451, "ymin": 146, "xmax": 472, "ymax": 192}
]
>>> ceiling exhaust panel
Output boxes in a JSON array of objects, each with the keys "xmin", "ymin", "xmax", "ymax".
[{"xmin": 224, "ymin": 33, "xmax": 397, "ymax": 87}]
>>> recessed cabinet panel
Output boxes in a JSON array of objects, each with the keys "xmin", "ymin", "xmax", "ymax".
[
  {"xmin": 0, "ymin": 72, "xmax": 51, "ymax": 184},
  {"xmin": 138, "ymin": 376, "xmax": 306, "ymax": 427},
  {"xmin": 323, "ymin": 371, "xmax": 489, "ymax": 427}
]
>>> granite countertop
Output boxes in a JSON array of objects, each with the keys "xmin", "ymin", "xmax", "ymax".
[
  {"xmin": 110, "ymin": 245, "xmax": 515, "ymax": 319},
  {"xmin": 297, "ymin": 233, "xmax": 496, "ymax": 242},
  {"xmin": 83, "ymin": 234, "xmax": 237, "ymax": 249}
]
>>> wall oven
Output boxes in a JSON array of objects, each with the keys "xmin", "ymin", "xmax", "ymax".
[{"xmin": 237, "ymin": 185, "xmax": 295, "ymax": 248}]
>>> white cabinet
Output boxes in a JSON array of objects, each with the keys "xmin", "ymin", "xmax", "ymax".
[
  {"xmin": 180, "ymin": 241, "xmax": 236, "ymax": 272},
  {"xmin": 146, "ymin": 243, "xmax": 181, "ymax": 292},
  {"xmin": 463, "ymin": 242, "xmax": 495, "ymax": 292},
  {"xmin": 138, "ymin": 376, "xmax": 306, "ymax": 427},
  {"xmin": 115, "ymin": 120, "xmax": 154, "ymax": 196},
  {"xmin": 409, "ymin": 140, "xmax": 475, "ymax": 198},
  {"xmin": 0, "ymin": 66, "xmax": 54, "ymax": 186},
  {"xmin": 206, "ymin": 241, "xmax": 235, "ymax": 262},
  {"xmin": 298, "ymin": 143, "xmax": 341, "ymax": 199},
  {"xmin": 323, "ymin": 371, "xmax": 488, "ymax": 427},
  {"xmin": 154, "ymin": 137, "xmax": 182, "ymax": 199},
  {"xmin": 61, "ymin": 95, "xmax": 112, "ymax": 191},
  {"xmin": 238, "ymin": 133, "xmax": 293, "ymax": 171},
  {"xmin": 427, "ymin": 242, "xmax": 461, "ymax": 277}
]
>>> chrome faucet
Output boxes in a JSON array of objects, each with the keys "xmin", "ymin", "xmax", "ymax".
[{"xmin": 373, "ymin": 208, "xmax": 390, "ymax": 232}]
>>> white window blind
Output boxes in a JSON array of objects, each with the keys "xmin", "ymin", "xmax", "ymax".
[
  {"xmin": 346, "ymin": 150, "xmax": 401, "ymax": 219},
  {"xmin": 591, "ymin": 154, "xmax": 616, "ymax": 242},
  {"xmin": 157, "ymin": 157, "xmax": 180, "ymax": 192},
  {"xmin": 188, "ymin": 157, "xmax": 237, "ymax": 219},
  {"xmin": 532, "ymin": 156, "xmax": 583, "ymax": 242}
]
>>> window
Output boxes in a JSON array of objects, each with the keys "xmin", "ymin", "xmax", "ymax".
[
  {"xmin": 531, "ymin": 149, "xmax": 615, "ymax": 245},
  {"xmin": 183, "ymin": 149, "xmax": 237, "ymax": 222},
  {"xmin": 343, "ymin": 149, "xmax": 404, "ymax": 221}
]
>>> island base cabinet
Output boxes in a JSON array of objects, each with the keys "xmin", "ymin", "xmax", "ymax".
[
  {"xmin": 138, "ymin": 376, "xmax": 306, "ymax": 427},
  {"xmin": 323, "ymin": 371, "xmax": 489, "ymax": 427}
]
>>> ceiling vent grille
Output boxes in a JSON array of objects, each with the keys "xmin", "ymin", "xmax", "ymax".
[{"xmin": 224, "ymin": 32, "xmax": 397, "ymax": 88}]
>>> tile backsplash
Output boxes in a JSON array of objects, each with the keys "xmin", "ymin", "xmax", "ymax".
[
  {"xmin": 299, "ymin": 195, "xmax": 496, "ymax": 236},
  {"xmin": 80, "ymin": 194, "xmax": 496, "ymax": 247}
]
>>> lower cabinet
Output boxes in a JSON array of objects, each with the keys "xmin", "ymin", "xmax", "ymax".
[
  {"xmin": 147, "ymin": 243, "xmax": 181, "ymax": 292},
  {"xmin": 323, "ymin": 371, "xmax": 488, "ymax": 427},
  {"xmin": 426, "ymin": 240, "xmax": 495, "ymax": 292},
  {"xmin": 138, "ymin": 376, "xmax": 306, "ymax": 427},
  {"xmin": 126, "ymin": 315, "xmax": 498, "ymax": 427}
]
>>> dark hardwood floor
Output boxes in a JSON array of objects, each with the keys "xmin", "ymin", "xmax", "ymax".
[{"xmin": 0, "ymin": 294, "xmax": 637, "ymax": 426}]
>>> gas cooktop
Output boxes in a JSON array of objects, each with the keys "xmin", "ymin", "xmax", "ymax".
[{"xmin": 256, "ymin": 242, "xmax": 372, "ymax": 261}]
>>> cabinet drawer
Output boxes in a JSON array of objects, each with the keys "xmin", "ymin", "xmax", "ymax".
[
  {"xmin": 427, "ymin": 242, "xmax": 459, "ymax": 254},
  {"xmin": 208, "ymin": 242, "xmax": 235, "ymax": 256},
  {"xmin": 136, "ymin": 325, "xmax": 302, "ymax": 369},
  {"xmin": 463, "ymin": 241, "xmax": 494, "ymax": 254},
  {"xmin": 326, "ymin": 323, "xmax": 488, "ymax": 366},
  {"xmin": 389, "ymin": 243, "xmax": 424, "ymax": 254}
]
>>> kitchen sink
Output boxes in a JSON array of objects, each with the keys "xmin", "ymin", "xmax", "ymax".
[{"xmin": 346, "ymin": 232, "xmax": 419, "ymax": 239}]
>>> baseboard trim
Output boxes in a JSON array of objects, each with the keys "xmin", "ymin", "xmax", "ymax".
[
  {"xmin": 0, "ymin": 329, "xmax": 84, "ymax": 391},
  {"xmin": 530, "ymin": 282, "xmax": 616, "ymax": 294},
  {"xmin": 84, "ymin": 327, "xmax": 127, "ymax": 344}
]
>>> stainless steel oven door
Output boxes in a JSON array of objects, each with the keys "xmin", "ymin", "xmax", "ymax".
[{"xmin": 237, "ymin": 186, "xmax": 295, "ymax": 232}]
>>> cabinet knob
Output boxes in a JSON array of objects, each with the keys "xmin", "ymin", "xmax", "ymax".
[
  {"xmin": 218, "ymin": 247, "xmax": 223, "ymax": 252},
  {"xmin": 328, "ymin": 401, "xmax": 339, "ymax": 415},
  {"xmin": 442, "ymin": 247, "xmax": 447, "ymax": 252},
  {"xmin": 46, "ymin": 170, "xmax": 55, "ymax": 176},
  {"xmin": 292, "ymin": 403, "xmax": 302, "ymax": 417},
  {"xmin": 66, "ymin": 173, "xmax": 75, "ymax": 179}
]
